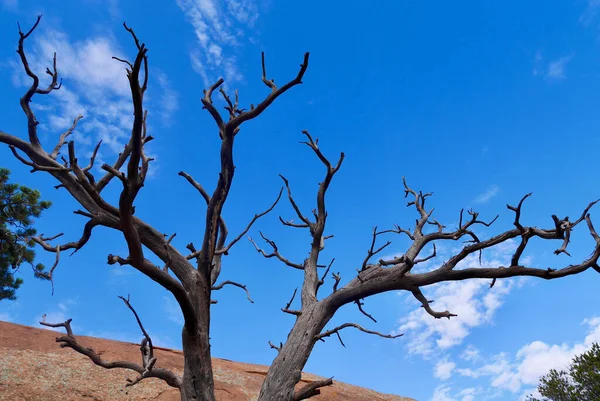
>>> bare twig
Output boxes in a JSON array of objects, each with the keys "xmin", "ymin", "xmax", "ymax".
[
  {"xmin": 268, "ymin": 341, "xmax": 283, "ymax": 352},
  {"xmin": 294, "ymin": 377, "xmax": 334, "ymax": 401},
  {"xmin": 248, "ymin": 232, "xmax": 304, "ymax": 270},
  {"xmin": 355, "ymin": 299, "xmax": 377, "ymax": 323},
  {"xmin": 315, "ymin": 323, "xmax": 403, "ymax": 346},
  {"xmin": 212, "ymin": 280, "xmax": 254, "ymax": 303},
  {"xmin": 39, "ymin": 316, "xmax": 181, "ymax": 388},
  {"xmin": 361, "ymin": 226, "xmax": 392, "ymax": 271},
  {"xmin": 279, "ymin": 175, "xmax": 313, "ymax": 229},
  {"xmin": 282, "ymin": 287, "xmax": 302, "ymax": 315},
  {"xmin": 332, "ymin": 272, "xmax": 341, "ymax": 293},
  {"xmin": 216, "ymin": 188, "xmax": 283, "ymax": 255},
  {"xmin": 316, "ymin": 258, "xmax": 335, "ymax": 295},
  {"xmin": 50, "ymin": 115, "xmax": 83, "ymax": 159},
  {"xmin": 411, "ymin": 288, "xmax": 457, "ymax": 319}
]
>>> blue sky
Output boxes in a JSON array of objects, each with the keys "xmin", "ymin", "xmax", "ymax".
[{"xmin": 1, "ymin": 1, "xmax": 600, "ymax": 400}]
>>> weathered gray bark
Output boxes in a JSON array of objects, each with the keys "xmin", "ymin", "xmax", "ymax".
[
  {"xmin": 4, "ymin": 15, "xmax": 600, "ymax": 401},
  {"xmin": 181, "ymin": 317, "xmax": 215, "ymax": 401},
  {"xmin": 257, "ymin": 303, "xmax": 333, "ymax": 401},
  {"xmin": 0, "ymin": 15, "xmax": 310, "ymax": 400}
]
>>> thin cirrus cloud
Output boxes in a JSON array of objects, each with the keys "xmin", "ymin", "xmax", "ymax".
[
  {"xmin": 533, "ymin": 51, "xmax": 574, "ymax": 82},
  {"xmin": 473, "ymin": 185, "xmax": 500, "ymax": 204},
  {"xmin": 395, "ymin": 240, "xmax": 528, "ymax": 357},
  {"xmin": 545, "ymin": 55, "xmax": 573, "ymax": 81},
  {"xmin": 429, "ymin": 386, "xmax": 480, "ymax": 401},
  {"xmin": 1, "ymin": 0, "xmax": 17, "ymax": 11},
  {"xmin": 8, "ymin": 26, "xmax": 178, "ymax": 166},
  {"xmin": 580, "ymin": 0, "xmax": 600, "ymax": 26},
  {"xmin": 176, "ymin": 0, "xmax": 259, "ymax": 86},
  {"xmin": 163, "ymin": 295, "xmax": 184, "ymax": 326},
  {"xmin": 443, "ymin": 317, "xmax": 600, "ymax": 400}
]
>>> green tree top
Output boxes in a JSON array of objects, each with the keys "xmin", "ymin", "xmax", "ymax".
[
  {"xmin": 0, "ymin": 167, "xmax": 51, "ymax": 300},
  {"xmin": 528, "ymin": 342, "xmax": 600, "ymax": 401}
]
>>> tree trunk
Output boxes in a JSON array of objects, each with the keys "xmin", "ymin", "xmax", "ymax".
[
  {"xmin": 180, "ymin": 324, "xmax": 215, "ymax": 401},
  {"xmin": 180, "ymin": 298, "xmax": 215, "ymax": 401},
  {"xmin": 257, "ymin": 304, "xmax": 333, "ymax": 401}
]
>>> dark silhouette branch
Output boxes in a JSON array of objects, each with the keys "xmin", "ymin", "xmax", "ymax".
[
  {"xmin": 293, "ymin": 377, "xmax": 334, "ymax": 401},
  {"xmin": 282, "ymin": 287, "xmax": 302, "ymax": 315},
  {"xmin": 50, "ymin": 115, "xmax": 83, "ymax": 159},
  {"xmin": 315, "ymin": 323, "xmax": 403, "ymax": 347},
  {"xmin": 39, "ymin": 315, "xmax": 181, "ymax": 389},
  {"xmin": 248, "ymin": 232, "xmax": 304, "ymax": 270},
  {"xmin": 212, "ymin": 280, "xmax": 254, "ymax": 303},
  {"xmin": 215, "ymin": 187, "xmax": 283, "ymax": 256}
]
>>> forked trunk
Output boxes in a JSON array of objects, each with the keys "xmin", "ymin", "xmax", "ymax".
[{"xmin": 257, "ymin": 303, "xmax": 333, "ymax": 401}]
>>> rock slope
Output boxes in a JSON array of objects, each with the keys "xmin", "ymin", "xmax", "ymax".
[{"xmin": 0, "ymin": 321, "xmax": 416, "ymax": 401}]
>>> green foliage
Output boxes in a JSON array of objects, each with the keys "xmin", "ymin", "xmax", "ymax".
[
  {"xmin": 527, "ymin": 343, "xmax": 600, "ymax": 401},
  {"xmin": 0, "ymin": 167, "xmax": 51, "ymax": 300}
]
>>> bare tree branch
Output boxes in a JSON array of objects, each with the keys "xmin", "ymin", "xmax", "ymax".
[
  {"xmin": 228, "ymin": 52, "xmax": 309, "ymax": 128},
  {"xmin": 215, "ymin": 187, "xmax": 283, "ymax": 256},
  {"xmin": 315, "ymin": 258, "xmax": 335, "ymax": 296},
  {"xmin": 248, "ymin": 232, "xmax": 304, "ymax": 270},
  {"xmin": 293, "ymin": 377, "xmax": 334, "ymax": 401},
  {"xmin": 355, "ymin": 299, "xmax": 377, "ymax": 323},
  {"xmin": 268, "ymin": 340, "xmax": 283, "ymax": 352},
  {"xmin": 212, "ymin": 280, "xmax": 254, "ymax": 303},
  {"xmin": 50, "ymin": 115, "xmax": 83, "ymax": 159},
  {"xmin": 332, "ymin": 272, "xmax": 341, "ymax": 293},
  {"xmin": 39, "ymin": 316, "xmax": 181, "ymax": 389},
  {"xmin": 315, "ymin": 323, "xmax": 402, "ymax": 346},
  {"xmin": 282, "ymin": 287, "xmax": 302, "ymax": 315},
  {"xmin": 9, "ymin": 145, "xmax": 70, "ymax": 173},
  {"xmin": 411, "ymin": 288, "xmax": 457, "ymax": 319},
  {"xmin": 279, "ymin": 174, "xmax": 313, "ymax": 229},
  {"xmin": 17, "ymin": 15, "xmax": 56, "ymax": 149},
  {"xmin": 361, "ymin": 226, "xmax": 392, "ymax": 271},
  {"xmin": 415, "ymin": 243, "xmax": 437, "ymax": 264},
  {"xmin": 32, "ymin": 215, "xmax": 103, "ymax": 256}
]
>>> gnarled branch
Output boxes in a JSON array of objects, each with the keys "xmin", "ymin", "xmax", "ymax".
[
  {"xmin": 248, "ymin": 232, "xmax": 304, "ymax": 270},
  {"xmin": 315, "ymin": 323, "xmax": 403, "ymax": 347},
  {"xmin": 39, "ymin": 314, "xmax": 181, "ymax": 389},
  {"xmin": 212, "ymin": 280, "xmax": 254, "ymax": 303}
]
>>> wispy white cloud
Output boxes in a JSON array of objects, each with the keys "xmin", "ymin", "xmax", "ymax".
[
  {"xmin": 456, "ymin": 388, "xmax": 478, "ymax": 401},
  {"xmin": 434, "ymin": 358, "xmax": 456, "ymax": 380},
  {"xmin": 397, "ymin": 240, "xmax": 527, "ymax": 356},
  {"xmin": 57, "ymin": 298, "xmax": 78, "ymax": 312},
  {"xmin": 0, "ymin": 300, "xmax": 22, "ymax": 324},
  {"xmin": 430, "ymin": 386, "xmax": 484, "ymax": 401},
  {"xmin": 83, "ymin": 0, "xmax": 120, "ymax": 19},
  {"xmin": 532, "ymin": 52, "xmax": 574, "ymax": 82},
  {"xmin": 36, "ymin": 298, "xmax": 79, "ymax": 333},
  {"xmin": 163, "ymin": 295, "xmax": 184, "ymax": 325},
  {"xmin": 155, "ymin": 72, "xmax": 179, "ymax": 126},
  {"xmin": 1, "ymin": 0, "xmax": 18, "ymax": 11},
  {"xmin": 9, "ymin": 26, "xmax": 178, "ymax": 166},
  {"xmin": 460, "ymin": 344, "xmax": 481, "ymax": 362},
  {"xmin": 430, "ymin": 385, "xmax": 455, "ymax": 401},
  {"xmin": 546, "ymin": 55, "xmax": 573, "ymax": 81},
  {"xmin": 452, "ymin": 317, "xmax": 600, "ymax": 400},
  {"xmin": 473, "ymin": 185, "xmax": 499, "ymax": 204},
  {"xmin": 580, "ymin": 0, "xmax": 600, "ymax": 26},
  {"xmin": 176, "ymin": 0, "xmax": 259, "ymax": 86}
]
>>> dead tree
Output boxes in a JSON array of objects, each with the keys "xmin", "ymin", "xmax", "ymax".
[
  {"xmin": 248, "ymin": 130, "xmax": 600, "ymax": 399},
  {"xmin": 1, "ymin": 16, "xmax": 304, "ymax": 401},
  {"xmin": 2, "ymin": 15, "xmax": 600, "ymax": 401}
]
